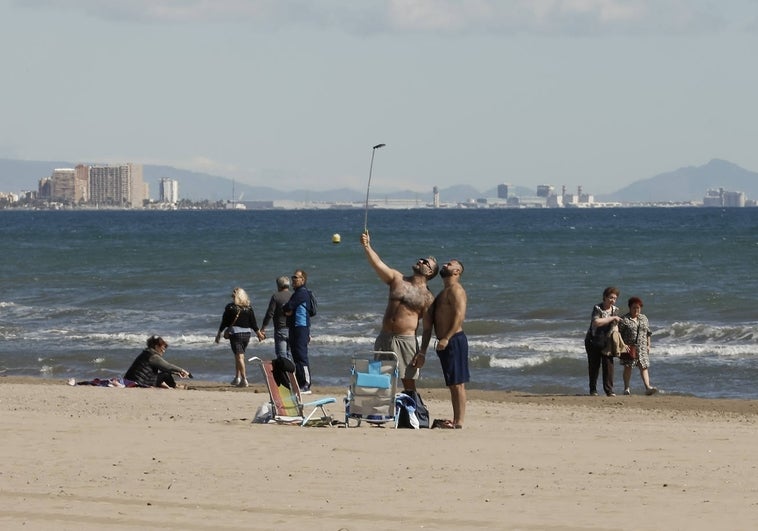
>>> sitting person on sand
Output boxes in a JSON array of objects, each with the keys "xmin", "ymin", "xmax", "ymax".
[{"xmin": 123, "ymin": 335, "xmax": 191, "ymax": 389}]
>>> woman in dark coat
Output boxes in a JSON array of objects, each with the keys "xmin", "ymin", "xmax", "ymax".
[{"xmin": 124, "ymin": 335, "xmax": 190, "ymax": 388}]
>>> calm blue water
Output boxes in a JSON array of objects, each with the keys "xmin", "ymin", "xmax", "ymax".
[{"xmin": 1, "ymin": 208, "xmax": 757, "ymax": 398}]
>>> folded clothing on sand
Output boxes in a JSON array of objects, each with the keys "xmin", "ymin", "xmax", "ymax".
[{"xmin": 68, "ymin": 377, "xmax": 137, "ymax": 388}]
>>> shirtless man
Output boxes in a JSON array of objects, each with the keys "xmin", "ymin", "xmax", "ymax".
[
  {"xmin": 419, "ymin": 259, "xmax": 468, "ymax": 429},
  {"xmin": 360, "ymin": 232, "xmax": 438, "ymax": 391}
]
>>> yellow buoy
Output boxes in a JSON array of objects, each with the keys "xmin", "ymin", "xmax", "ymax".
[{"xmin": 332, "ymin": 233, "xmax": 341, "ymax": 244}]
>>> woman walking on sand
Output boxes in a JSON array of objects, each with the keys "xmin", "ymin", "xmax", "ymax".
[
  {"xmin": 215, "ymin": 287, "xmax": 264, "ymax": 387},
  {"xmin": 618, "ymin": 296, "xmax": 658, "ymax": 396}
]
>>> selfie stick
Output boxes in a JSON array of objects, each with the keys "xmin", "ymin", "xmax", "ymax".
[{"xmin": 364, "ymin": 143, "xmax": 386, "ymax": 233}]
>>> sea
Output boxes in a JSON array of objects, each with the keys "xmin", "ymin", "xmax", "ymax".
[{"xmin": 1, "ymin": 207, "xmax": 757, "ymax": 399}]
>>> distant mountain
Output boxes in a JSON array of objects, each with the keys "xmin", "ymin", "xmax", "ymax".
[
  {"xmin": 602, "ymin": 159, "xmax": 758, "ymax": 203},
  {"xmin": 1, "ymin": 157, "xmax": 755, "ymax": 204}
]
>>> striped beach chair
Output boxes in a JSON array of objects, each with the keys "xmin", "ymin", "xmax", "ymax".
[{"xmin": 249, "ymin": 356, "xmax": 336, "ymax": 426}]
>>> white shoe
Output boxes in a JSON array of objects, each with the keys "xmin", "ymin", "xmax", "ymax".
[
  {"xmin": 230, "ymin": 377, "xmax": 240, "ymax": 386},
  {"xmin": 623, "ymin": 388, "xmax": 631, "ymax": 396},
  {"xmin": 237, "ymin": 379, "xmax": 249, "ymax": 388}
]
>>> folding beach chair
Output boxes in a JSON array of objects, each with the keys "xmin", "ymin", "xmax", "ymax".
[
  {"xmin": 345, "ymin": 351, "xmax": 399, "ymax": 428},
  {"xmin": 249, "ymin": 356, "xmax": 336, "ymax": 426}
]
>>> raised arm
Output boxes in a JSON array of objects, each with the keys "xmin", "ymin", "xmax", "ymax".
[{"xmin": 360, "ymin": 232, "xmax": 401, "ymax": 285}]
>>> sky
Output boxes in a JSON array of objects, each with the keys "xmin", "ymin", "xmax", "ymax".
[{"xmin": 1, "ymin": 1, "xmax": 757, "ymax": 195}]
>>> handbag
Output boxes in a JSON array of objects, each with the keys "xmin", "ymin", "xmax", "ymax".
[
  {"xmin": 627, "ymin": 345, "xmax": 638, "ymax": 360},
  {"xmin": 621, "ymin": 321, "xmax": 641, "ymax": 362},
  {"xmin": 223, "ymin": 307, "xmax": 241, "ymax": 339}
]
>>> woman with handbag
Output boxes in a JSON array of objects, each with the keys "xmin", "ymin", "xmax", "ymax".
[
  {"xmin": 618, "ymin": 296, "xmax": 658, "ymax": 396},
  {"xmin": 215, "ymin": 287, "xmax": 264, "ymax": 387}
]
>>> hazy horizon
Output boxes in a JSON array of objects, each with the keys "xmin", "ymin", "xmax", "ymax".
[{"xmin": 2, "ymin": 1, "xmax": 757, "ymax": 194}]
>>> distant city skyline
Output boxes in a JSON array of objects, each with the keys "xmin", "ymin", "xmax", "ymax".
[
  {"xmin": 2, "ymin": 2, "xmax": 758, "ymax": 195},
  {"xmin": 2, "ymin": 156, "xmax": 757, "ymax": 209},
  {"xmin": 34, "ymin": 163, "xmax": 145, "ymax": 207},
  {"xmin": 4, "ymin": 157, "xmax": 752, "ymax": 209}
]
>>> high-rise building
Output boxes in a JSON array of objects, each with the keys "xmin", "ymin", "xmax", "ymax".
[
  {"xmin": 536, "ymin": 185, "xmax": 554, "ymax": 198},
  {"xmin": 704, "ymin": 188, "xmax": 747, "ymax": 207},
  {"xmin": 75, "ymin": 164, "xmax": 90, "ymax": 202},
  {"xmin": 47, "ymin": 168, "xmax": 87, "ymax": 203},
  {"xmin": 160, "ymin": 178, "xmax": 179, "ymax": 203},
  {"xmin": 37, "ymin": 178, "xmax": 52, "ymax": 200},
  {"xmin": 50, "ymin": 169, "xmax": 76, "ymax": 202},
  {"xmin": 497, "ymin": 184, "xmax": 509, "ymax": 199},
  {"xmin": 724, "ymin": 191, "xmax": 746, "ymax": 207},
  {"xmin": 89, "ymin": 163, "xmax": 145, "ymax": 207}
]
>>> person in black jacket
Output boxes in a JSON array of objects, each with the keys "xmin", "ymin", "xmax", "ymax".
[
  {"xmin": 215, "ymin": 287, "xmax": 264, "ymax": 387},
  {"xmin": 124, "ymin": 335, "xmax": 190, "ymax": 389}
]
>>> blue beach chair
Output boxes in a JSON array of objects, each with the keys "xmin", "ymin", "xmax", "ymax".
[{"xmin": 345, "ymin": 351, "xmax": 399, "ymax": 428}]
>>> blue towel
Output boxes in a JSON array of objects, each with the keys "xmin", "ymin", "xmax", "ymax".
[{"xmin": 355, "ymin": 372, "xmax": 391, "ymax": 389}]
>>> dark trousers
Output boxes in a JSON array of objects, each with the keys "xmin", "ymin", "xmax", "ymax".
[
  {"xmin": 156, "ymin": 372, "xmax": 177, "ymax": 389},
  {"xmin": 289, "ymin": 326, "xmax": 311, "ymax": 390},
  {"xmin": 587, "ymin": 348, "xmax": 614, "ymax": 395}
]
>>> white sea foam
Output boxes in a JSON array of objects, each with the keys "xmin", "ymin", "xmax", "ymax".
[{"xmin": 489, "ymin": 353, "xmax": 555, "ymax": 369}]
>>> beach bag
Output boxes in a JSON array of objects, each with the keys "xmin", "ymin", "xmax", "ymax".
[
  {"xmin": 308, "ymin": 289, "xmax": 318, "ymax": 317},
  {"xmin": 584, "ymin": 327, "xmax": 593, "ymax": 354},
  {"xmin": 396, "ymin": 390, "xmax": 430, "ymax": 429},
  {"xmin": 253, "ymin": 401, "xmax": 272, "ymax": 424},
  {"xmin": 585, "ymin": 326, "xmax": 608, "ymax": 353}
]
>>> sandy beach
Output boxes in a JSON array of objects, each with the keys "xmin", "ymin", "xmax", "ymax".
[{"xmin": 2, "ymin": 377, "xmax": 757, "ymax": 530}]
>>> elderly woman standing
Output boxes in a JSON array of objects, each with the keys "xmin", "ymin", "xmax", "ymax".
[
  {"xmin": 215, "ymin": 287, "xmax": 264, "ymax": 387},
  {"xmin": 618, "ymin": 296, "xmax": 658, "ymax": 396}
]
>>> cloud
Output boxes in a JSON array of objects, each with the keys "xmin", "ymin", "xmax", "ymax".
[{"xmin": 16, "ymin": 0, "xmax": 732, "ymax": 35}]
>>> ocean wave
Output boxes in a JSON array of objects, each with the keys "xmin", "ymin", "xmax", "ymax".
[
  {"xmin": 656, "ymin": 322, "xmax": 758, "ymax": 343},
  {"xmin": 488, "ymin": 353, "xmax": 555, "ymax": 369},
  {"xmin": 649, "ymin": 343, "xmax": 757, "ymax": 360}
]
